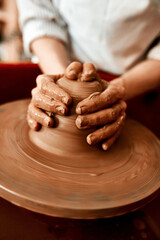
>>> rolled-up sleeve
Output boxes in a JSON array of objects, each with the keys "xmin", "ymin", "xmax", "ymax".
[
  {"xmin": 147, "ymin": 38, "xmax": 160, "ymax": 61},
  {"xmin": 16, "ymin": 0, "xmax": 68, "ymax": 56}
]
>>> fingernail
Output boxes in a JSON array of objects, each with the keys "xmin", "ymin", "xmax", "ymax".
[
  {"xmin": 76, "ymin": 106, "xmax": 86, "ymax": 115},
  {"xmin": 76, "ymin": 106, "xmax": 82, "ymax": 115},
  {"xmin": 120, "ymin": 115, "xmax": 124, "ymax": 120},
  {"xmin": 102, "ymin": 144, "xmax": 108, "ymax": 151},
  {"xmin": 62, "ymin": 96, "xmax": 68, "ymax": 104},
  {"xmin": 87, "ymin": 134, "xmax": 94, "ymax": 145},
  {"xmin": 62, "ymin": 96, "xmax": 71, "ymax": 105},
  {"xmin": 44, "ymin": 117, "xmax": 53, "ymax": 127},
  {"xmin": 56, "ymin": 105, "xmax": 65, "ymax": 115},
  {"xmin": 76, "ymin": 117, "xmax": 82, "ymax": 128},
  {"xmin": 68, "ymin": 70, "xmax": 76, "ymax": 78}
]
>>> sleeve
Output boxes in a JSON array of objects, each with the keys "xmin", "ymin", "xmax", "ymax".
[
  {"xmin": 147, "ymin": 38, "xmax": 160, "ymax": 61},
  {"xmin": 16, "ymin": 0, "xmax": 68, "ymax": 57}
]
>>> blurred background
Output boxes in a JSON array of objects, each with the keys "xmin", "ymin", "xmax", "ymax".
[{"xmin": 0, "ymin": 0, "xmax": 28, "ymax": 62}]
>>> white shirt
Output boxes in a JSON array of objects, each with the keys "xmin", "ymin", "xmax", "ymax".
[{"xmin": 16, "ymin": 0, "xmax": 160, "ymax": 75}]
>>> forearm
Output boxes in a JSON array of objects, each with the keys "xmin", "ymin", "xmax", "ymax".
[
  {"xmin": 112, "ymin": 59, "xmax": 160, "ymax": 100},
  {"xmin": 31, "ymin": 37, "xmax": 69, "ymax": 74}
]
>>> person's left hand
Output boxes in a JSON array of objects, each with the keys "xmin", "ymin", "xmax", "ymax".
[{"xmin": 75, "ymin": 79, "xmax": 127, "ymax": 150}]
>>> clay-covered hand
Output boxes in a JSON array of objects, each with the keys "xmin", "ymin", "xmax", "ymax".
[
  {"xmin": 27, "ymin": 74, "xmax": 72, "ymax": 130},
  {"xmin": 76, "ymin": 80, "xmax": 127, "ymax": 150}
]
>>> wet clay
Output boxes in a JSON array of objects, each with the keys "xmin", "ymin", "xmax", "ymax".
[
  {"xmin": 0, "ymin": 101, "xmax": 160, "ymax": 217},
  {"xmin": 29, "ymin": 69, "xmax": 104, "ymax": 154}
]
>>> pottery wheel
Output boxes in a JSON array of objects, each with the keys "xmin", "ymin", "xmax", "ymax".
[{"xmin": 0, "ymin": 99, "xmax": 160, "ymax": 219}]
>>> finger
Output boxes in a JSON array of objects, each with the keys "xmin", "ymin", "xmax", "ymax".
[
  {"xmin": 28, "ymin": 102, "xmax": 54, "ymax": 127},
  {"xmin": 27, "ymin": 114, "xmax": 41, "ymax": 131},
  {"xmin": 86, "ymin": 112, "xmax": 126, "ymax": 145},
  {"xmin": 100, "ymin": 78, "xmax": 109, "ymax": 90},
  {"xmin": 76, "ymin": 100, "xmax": 127, "ymax": 129},
  {"xmin": 36, "ymin": 74, "xmax": 63, "ymax": 84},
  {"xmin": 102, "ymin": 127, "xmax": 122, "ymax": 151},
  {"xmin": 76, "ymin": 84, "xmax": 125, "ymax": 115},
  {"xmin": 80, "ymin": 63, "xmax": 98, "ymax": 82},
  {"xmin": 36, "ymin": 75, "xmax": 72, "ymax": 105},
  {"xmin": 65, "ymin": 61, "xmax": 82, "ymax": 80},
  {"xmin": 31, "ymin": 88, "xmax": 69, "ymax": 116}
]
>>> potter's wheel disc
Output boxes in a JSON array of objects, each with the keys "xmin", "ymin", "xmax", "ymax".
[{"xmin": 0, "ymin": 99, "xmax": 160, "ymax": 219}]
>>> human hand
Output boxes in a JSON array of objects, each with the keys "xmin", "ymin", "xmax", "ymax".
[
  {"xmin": 27, "ymin": 74, "xmax": 72, "ymax": 130},
  {"xmin": 76, "ymin": 78, "xmax": 127, "ymax": 150},
  {"xmin": 27, "ymin": 61, "xmax": 96, "ymax": 131}
]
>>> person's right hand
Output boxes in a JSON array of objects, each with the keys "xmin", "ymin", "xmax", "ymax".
[{"xmin": 27, "ymin": 74, "xmax": 72, "ymax": 130}]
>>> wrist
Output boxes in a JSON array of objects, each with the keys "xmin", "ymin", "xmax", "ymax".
[
  {"xmin": 31, "ymin": 37, "xmax": 69, "ymax": 74},
  {"xmin": 110, "ymin": 76, "xmax": 127, "ymax": 100}
]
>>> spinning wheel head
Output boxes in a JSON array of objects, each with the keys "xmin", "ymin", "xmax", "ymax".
[{"xmin": 0, "ymin": 99, "xmax": 160, "ymax": 219}]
